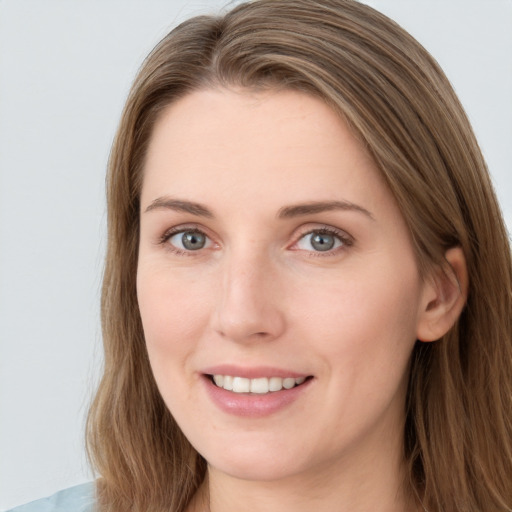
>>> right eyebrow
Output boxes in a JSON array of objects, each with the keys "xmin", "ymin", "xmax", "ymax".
[{"xmin": 143, "ymin": 197, "xmax": 214, "ymax": 218}]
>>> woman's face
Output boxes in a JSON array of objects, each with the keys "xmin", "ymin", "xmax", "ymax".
[{"xmin": 137, "ymin": 89, "xmax": 431, "ymax": 483}]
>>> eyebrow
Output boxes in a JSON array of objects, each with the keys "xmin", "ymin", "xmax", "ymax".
[
  {"xmin": 144, "ymin": 197, "xmax": 374, "ymax": 221},
  {"xmin": 278, "ymin": 200, "xmax": 374, "ymax": 220},
  {"xmin": 144, "ymin": 197, "xmax": 214, "ymax": 217}
]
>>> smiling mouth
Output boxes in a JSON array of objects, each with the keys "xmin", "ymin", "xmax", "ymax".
[{"xmin": 209, "ymin": 374, "xmax": 311, "ymax": 394}]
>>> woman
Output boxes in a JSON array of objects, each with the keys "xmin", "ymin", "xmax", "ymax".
[{"xmin": 12, "ymin": 0, "xmax": 512, "ymax": 511}]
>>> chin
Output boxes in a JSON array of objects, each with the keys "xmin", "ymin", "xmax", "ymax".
[
  {"xmin": 209, "ymin": 456, "xmax": 300, "ymax": 483},
  {"xmin": 196, "ymin": 434, "xmax": 312, "ymax": 483}
]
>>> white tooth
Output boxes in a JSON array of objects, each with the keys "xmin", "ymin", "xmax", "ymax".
[
  {"xmin": 223, "ymin": 375, "xmax": 233, "ymax": 391},
  {"xmin": 268, "ymin": 377, "xmax": 283, "ymax": 392},
  {"xmin": 283, "ymin": 377, "xmax": 295, "ymax": 389},
  {"xmin": 232, "ymin": 377, "xmax": 250, "ymax": 393},
  {"xmin": 218, "ymin": 375, "xmax": 303, "ymax": 393},
  {"xmin": 250, "ymin": 377, "xmax": 269, "ymax": 394}
]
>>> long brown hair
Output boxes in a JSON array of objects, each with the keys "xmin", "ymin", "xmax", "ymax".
[{"xmin": 86, "ymin": 1, "xmax": 512, "ymax": 510}]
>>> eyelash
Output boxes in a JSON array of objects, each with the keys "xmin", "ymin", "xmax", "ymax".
[
  {"xmin": 158, "ymin": 225, "xmax": 353, "ymax": 256},
  {"xmin": 292, "ymin": 226, "xmax": 353, "ymax": 257},
  {"xmin": 158, "ymin": 225, "xmax": 211, "ymax": 256}
]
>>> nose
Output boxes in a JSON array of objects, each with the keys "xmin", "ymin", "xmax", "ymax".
[{"xmin": 212, "ymin": 250, "xmax": 286, "ymax": 344}]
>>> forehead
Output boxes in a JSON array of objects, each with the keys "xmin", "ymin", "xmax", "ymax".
[
  {"xmin": 141, "ymin": 88, "xmax": 391, "ymax": 217},
  {"xmin": 146, "ymin": 88, "xmax": 373, "ymax": 164}
]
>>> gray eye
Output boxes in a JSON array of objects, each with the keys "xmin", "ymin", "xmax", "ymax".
[
  {"xmin": 310, "ymin": 232, "xmax": 336, "ymax": 251},
  {"xmin": 168, "ymin": 230, "xmax": 209, "ymax": 251},
  {"xmin": 295, "ymin": 230, "xmax": 344, "ymax": 252},
  {"xmin": 181, "ymin": 231, "xmax": 206, "ymax": 250}
]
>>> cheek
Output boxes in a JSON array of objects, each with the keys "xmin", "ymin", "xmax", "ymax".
[
  {"xmin": 298, "ymin": 262, "xmax": 419, "ymax": 332},
  {"xmin": 136, "ymin": 268, "xmax": 207, "ymax": 426},
  {"xmin": 287, "ymin": 265, "xmax": 421, "ymax": 446},
  {"xmin": 136, "ymin": 265, "xmax": 210, "ymax": 380},
  {"xmin": 292, "ymin": 257, "xmax": 422, "ymax": 382}
]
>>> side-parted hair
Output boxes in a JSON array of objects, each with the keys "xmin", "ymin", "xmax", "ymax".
[{"xmin": 86, "ymin": 1, "xmax": 512, "ymax": 511}]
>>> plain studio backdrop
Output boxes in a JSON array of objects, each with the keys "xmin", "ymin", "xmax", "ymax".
[{"xmin": 0, "ymin": 0, "xmax": 510, "ymax": 509}]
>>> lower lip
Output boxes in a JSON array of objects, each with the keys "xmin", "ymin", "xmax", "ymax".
[{"xmin": 203, "ymin": 376, "xmax": 312, "ymax": 418}]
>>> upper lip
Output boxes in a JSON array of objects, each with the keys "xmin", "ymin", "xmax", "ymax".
[{"xmin": 201, "ymin": 364, "xmax": 310, "ymax": 379}]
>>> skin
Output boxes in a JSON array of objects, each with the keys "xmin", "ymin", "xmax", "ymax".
[{"xmin": 137, "ymin": 88, "xmax": 464, "ymax": 512}]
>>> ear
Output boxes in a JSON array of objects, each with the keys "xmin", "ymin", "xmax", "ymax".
[{"xmin": 416, "ymin": 247, "xmax": 468, "ymax": 342}]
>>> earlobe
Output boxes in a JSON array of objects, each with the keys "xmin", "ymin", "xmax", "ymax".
[{"xmin": 416, "ymin": 247, "xmax": 468, "ymax": 342}]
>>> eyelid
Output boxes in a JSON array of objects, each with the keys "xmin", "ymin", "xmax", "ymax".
[
  {"xmin": 289, "ymin": 224, "xmax": 354, "ymax": 253},
  {"xmin": 155, "ymin": 222, "xmax": 353, "ymax": 256},
  {"xmin": 158, "ymin": 223, "xmax": 217, "ymax": 254}
]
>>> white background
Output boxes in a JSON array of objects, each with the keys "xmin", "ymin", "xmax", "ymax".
[{"xmin": 0, "ymin": 0, "xmax": 510, "ymax": 509}]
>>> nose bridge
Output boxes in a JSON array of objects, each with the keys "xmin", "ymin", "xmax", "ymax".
[{"xmin": 214, "ymin": 244, "xmax": 285, "ymax": 342}]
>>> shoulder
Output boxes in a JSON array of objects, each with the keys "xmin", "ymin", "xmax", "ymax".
[{"xmin": 6, "ymin": 482, "xmax": 96, "ymax": 512}]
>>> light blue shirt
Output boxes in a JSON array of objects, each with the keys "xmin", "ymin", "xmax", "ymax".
[{"xmin": 6, "ymin": 483, "xmax": 96, "ymax": 512}]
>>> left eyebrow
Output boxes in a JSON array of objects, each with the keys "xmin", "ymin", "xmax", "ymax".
[{"xmin": 277, "ymin": 200, "xmax": 375, "ymax": 220}]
